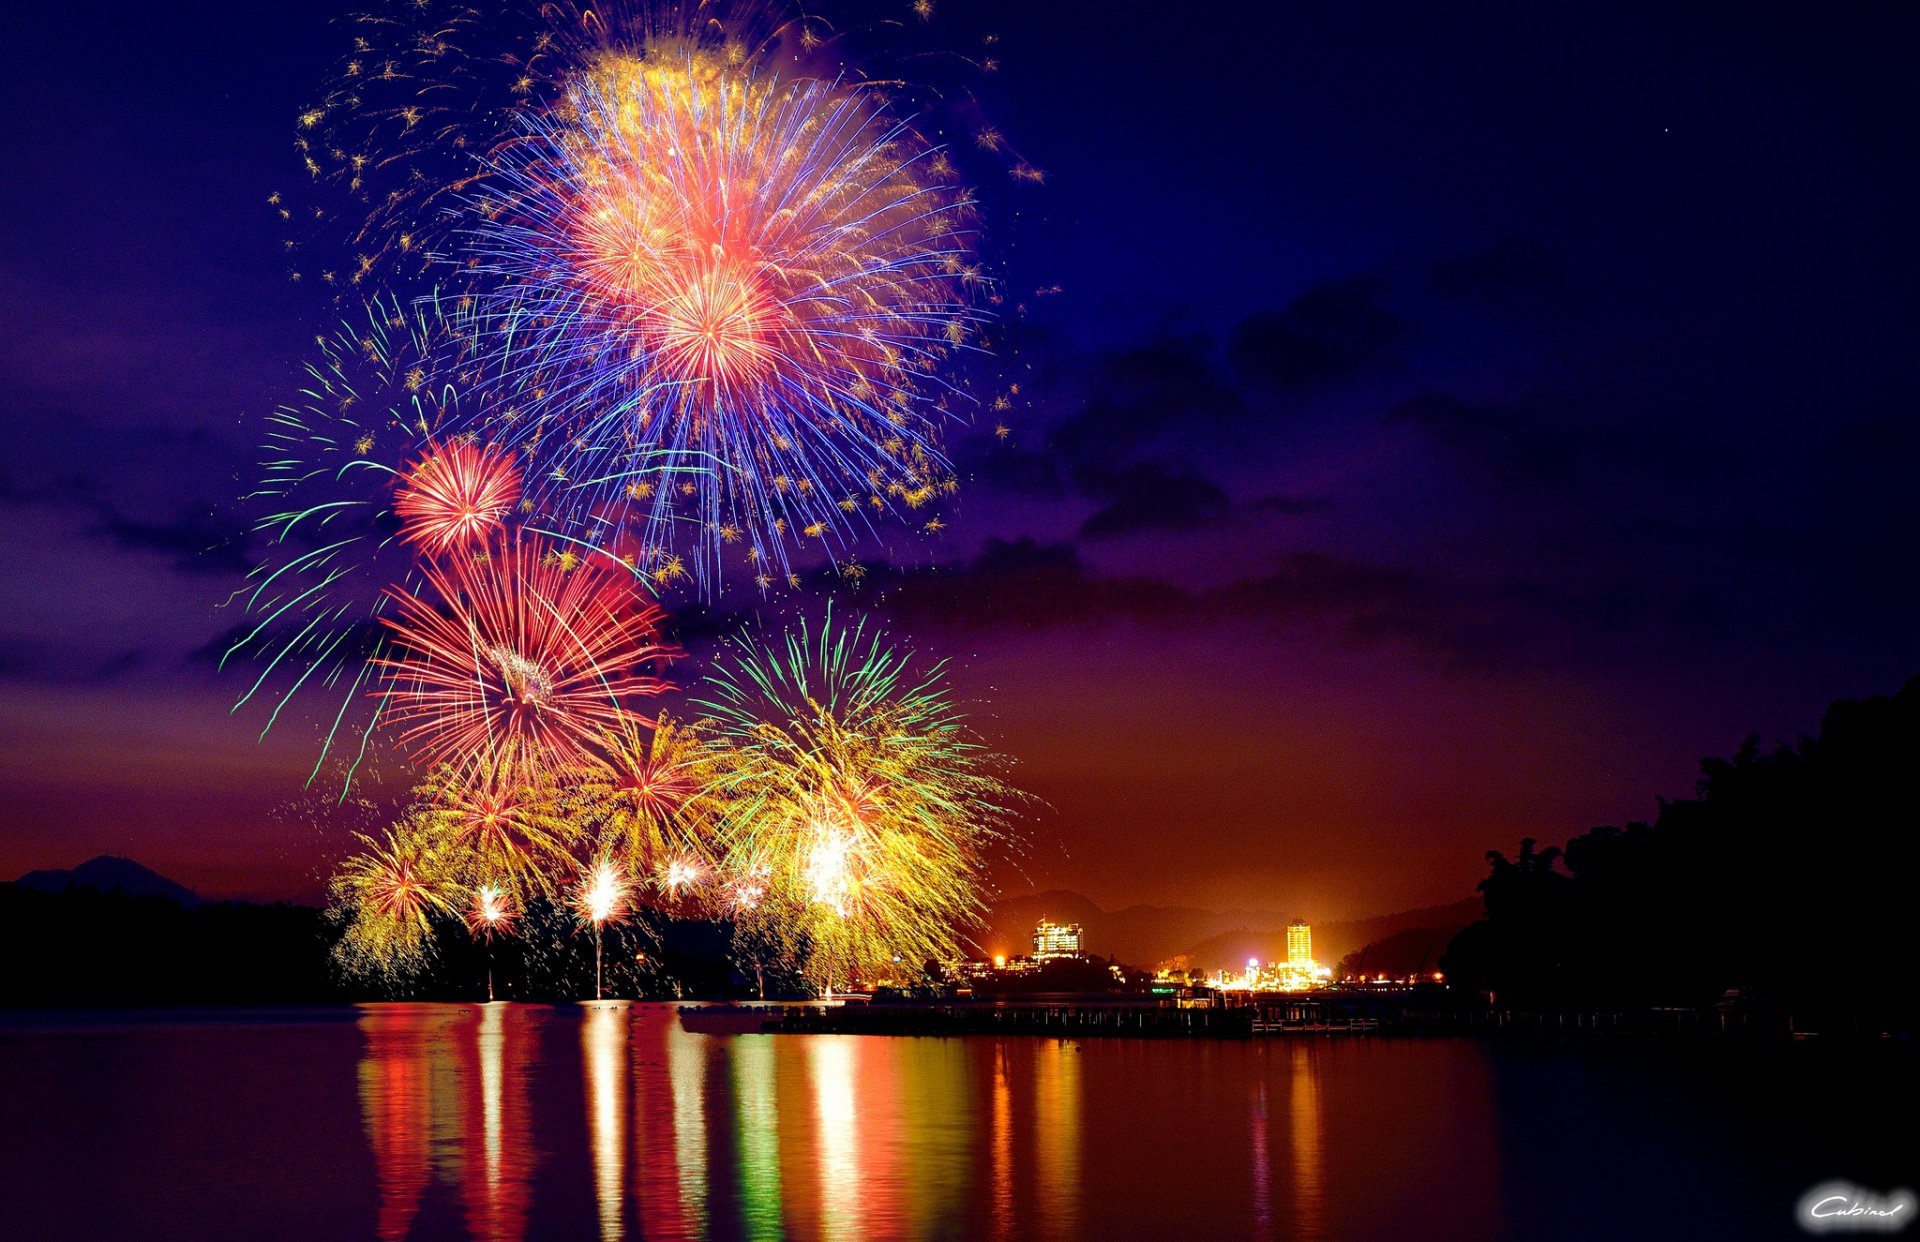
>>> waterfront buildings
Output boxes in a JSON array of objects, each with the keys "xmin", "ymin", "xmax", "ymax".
[{"xmin": 1032, "ymin": 919, "xmax": 1083, "ymax": 960}]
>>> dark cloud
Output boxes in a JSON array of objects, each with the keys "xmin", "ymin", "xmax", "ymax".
[
  {"xmin": 0, "ymin": 640, "xmax": 149, "ymax": 687},
  {"xmin": 1387, "ymin": 392, "xmax": 1583, "ymax": 489},
  {"xmin": 878, "ymin": 538, "xmax": 1185, "ymax": 632},
  {"xmin": 814, "ymin": 539, "xmax": 1646, "ymax": 673},
  {"xmin": 1428, "ymin": 240, "xmax": 1559, "ymax": 303},
  {"xmin": 1077, "ymin": 464, "xmax": 1234, "ymax": 539},
  {"xmin": 1048, "ymin": 333, "xmax": 1242, "ymax": 473},
  {"xmin": 1228, "ymin": 278, "xmax": 1411, "ymax": 391},
  {"xmin": 1250, "ymin": 494, "xmax": 1335, "ymax": 517},
  {"xmin": 88, "ymin": 504, "xmax": 250, "ymax": 576}
]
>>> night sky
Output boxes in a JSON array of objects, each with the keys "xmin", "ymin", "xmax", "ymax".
[{"xmin": 4, "ymin": 1, "xmax": 1917, "ymax": 919}]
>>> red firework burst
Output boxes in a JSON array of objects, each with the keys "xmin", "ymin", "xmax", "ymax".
[
  {"xmin": 393, "ymin": 440, "xmax": 522, "ymax": 555},
  {"xmin": 375, "ymin": 538, "xmax": 671, "ymax": 774}
]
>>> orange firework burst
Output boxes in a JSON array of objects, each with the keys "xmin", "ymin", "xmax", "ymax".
[
  {"xmin": 576, "ymin": 712, "xmax": 719, "ymax": 880},
  {"xmin": 429, "ymin": 761, "xmax": 575, "ymax": 886},
  {"xmin": 393, "ymin": 440, "xmax": 523, "ymax": 555},
  {"xmin": 355, "ymin": 834, "xmax": 448, "ymax": 927},
  {"xmin": 329, "ymin": 820, "xmax": 456, "ymax": 979},
  {"xmin": 375, "ymin": 537, "xmax": 672, "ymax": 775}
]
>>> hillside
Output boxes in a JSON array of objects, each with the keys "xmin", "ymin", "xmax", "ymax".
[
  {"xmin": 1173, "ymin": 899, "xmax": 1481, "ymax": 972},
  {"xmin": 982, "ymin": 889, "xmax": 1480, "ymax": 970},
  {"xmin": 15, "ymin": 856, "xmax": 201, "ymax": 906}
]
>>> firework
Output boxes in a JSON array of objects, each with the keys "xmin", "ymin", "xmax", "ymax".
[
  {"xmin": 330, "ymin": 817, "xmax": 456, "ymax": 979},
  {"xmin": 394, "ymin": 440, "xmax": 523, "ymax": 555},
  {"xmin": 696, "ymin": 610, "xmax": 1018, "ymax": 990},
  {"xmin": 421, "ymin": 760, "xmax": 577, "ymax": 894},
  {"xmin": 567, "ymin": 712, "xmax": 721, "ymax": 897},
  {"xmin": 464, "ymin": 885, "xmax": 518, "ymax": 941},
  {"xmin": 285, "ymin": 1, "xmax": 804, "ymax": 285},
  {"xmin": 464, "ymin": 884, "xmax": 517, "ymax": 1000},
  {"xmin": 446, "ymin": 50, "xmax": 980, "ymax": 590},
  {"xmin": 229, "ymin": 294, "xmax": 508, "ymax": 787},
  {"xmin": 375, "ymin": 536, "xmax": 672, "ymax": 776},
  {"xmin": 574, "ymin": 858, "xmax": 630, "ymax": 999},
  {"xmin": 574, "ymin": 858, "xmax": 629, "ymax": 927}
]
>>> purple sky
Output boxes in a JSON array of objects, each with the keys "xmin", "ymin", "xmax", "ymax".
[{"xmin": 3, "ymin": 0, "xmax": 1917, "ymax": 918}]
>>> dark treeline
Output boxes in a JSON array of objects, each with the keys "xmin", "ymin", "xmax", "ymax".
[
  {"xmin": 1440, "ymin": 675, "xmax": 1918, "ymax": 1032},
  {"xmin": 0, "ymin": 885, "xmax": 789, "ymax": 1006}
]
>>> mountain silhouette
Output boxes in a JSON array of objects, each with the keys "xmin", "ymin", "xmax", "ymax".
[
  {"xmin": 14, "ymin": 856, "xmax": 200, "ymax": 907},
  {"xmin": 1179, "ymin": 900, "xmax": 1483, "ymax": 973}
]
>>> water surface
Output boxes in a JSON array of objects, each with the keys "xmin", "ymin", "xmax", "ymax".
[{"xmin": 0, "ymin": 1003, "xmax": 1906, "ymax": 1240}]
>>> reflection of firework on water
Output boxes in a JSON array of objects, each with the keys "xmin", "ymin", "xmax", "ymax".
[
  {"xmin": 229, "ymin": 294, "xmax": 498, "ymax": 786},
  {"xmin": 697, "ymin": 610, "xmax": 1019, "ymax": 989},
  {"xmin": 450, "ymin": 54, "xmax": 979, "ymax": 589},
  {"xmin": 375, "ymin": 536, "xmax": 672, "ymax": 776},
  {"xmin": 394, "ymin": 440, "xmax": 523, "ymax": 555}
]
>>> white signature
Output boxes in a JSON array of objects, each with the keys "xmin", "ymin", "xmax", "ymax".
[{"xmin": 1800, "ymin": 1182, "xmax": 1916, "ymax": 1234}]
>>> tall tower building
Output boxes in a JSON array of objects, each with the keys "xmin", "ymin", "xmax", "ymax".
[
  {"xmin": 1033, "ymin": 919, "xmax": 1083, "ymax": 959},
  {"xmin": 1286, "ymin": 920, "xmax": 1312, "ymax": 968}
]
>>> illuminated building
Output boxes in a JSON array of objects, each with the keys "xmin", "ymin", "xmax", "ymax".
[
  {"xmin": 1287, "ymin": 920, "xmax": 1312, "ymax": 969},
  {"xmin": 1032, "ymin": 919, "xmax": 1083, "ymax": 960},
  {"xmin": 1213, "ymin": 922, "xmax": 1331, "ymax": 993}
]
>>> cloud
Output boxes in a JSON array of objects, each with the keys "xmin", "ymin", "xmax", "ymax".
[
  {"xmin": 1250, "ymin": 493, "xmax": 1334, "ymax": 517},
  {"xmin": 1387, "ymin": 392, "xmax": 1582, "ymax": 489},
  {"xmin": 833, "ymin": 539, "xmax": 1638, "ymax": 673},
  {"xmin": 1076, "ymin": 463, "xmax": 1235, "ymax": 539},
  {"xmin": 1428, "ymin": 239, "xmax": 1559, "ymax": 303},
  {"xmin": 1228, "ymin": 278, "xmax": 1411, "ymax": 391},
  {"xmin": 88, "ymin": 503, "xmax": 250, "ymax": 576},
  {"xmin": 878, "ymin": 538, "xmax": 1187, "ymax": 632},
  {"xmin": 1047, "ymin": 333, "xmax": 1243, "ymax": 473},
  {"xmin": 0, "ymin": 639, "xmax": 149, "ymax": 687}
]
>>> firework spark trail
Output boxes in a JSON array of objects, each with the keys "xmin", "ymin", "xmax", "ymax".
[
  {"xmin": 330, "ymin": 818, "xmax": 458, "ymax": 979},
  {"xmin": 568, "ymin": 713, "xmax": 725, "ymax": 898},
  {"xmin": 230, "ymin": 294, "xmax": 498, "ymax": 787},
  {"xmin": 375, "ymin": 536, "xmax": 673, "ymax": 777},
  {"xmin": 394, "ymin": 440, "xmax": 523, "ymax": 554},
  {"xmin": 464, "ymin": 885, "xmax": 519, "ymax": 941},
  {"xmin": 445, "ymin": 54, "xmax": 980, "ymax": 590},
  {"xmin": 695, "ymin": 609, "xmax": 1019, "ymax": 989},
  {"xmin": 419, "ymin": 758, "xmax": 582, "ymax": 896}
]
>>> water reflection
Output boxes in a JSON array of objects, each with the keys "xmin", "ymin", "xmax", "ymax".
[
  {"xmin": 357, "ymin": 1004, "xmax": 535, "ymax": 1242},
  {"xmin": 1287, "ymin": 1041, "xmax": 1324, "ymax": 1241},
  {"xmin": 1251, "ymin": 1081, "xmax": 1271, "ymax": 1240},
  {"xmin": 990, "ymin": 1045, "xmax": 1014, "ymax": 1242},
  {"xmin": 583, "ymin": 1003, "xmax": 628, "ymax": 1242},
  {"xmin": 810, "ymin": 1037, "xmax": 861, "ymax": 1240},
  {"xmin": 347, "ymin": 1006, "xmax": 1522, "ymax": 1241},
  {"xmin": 667, "ymin": 1020, "xmax": 711, "ymax": 1236},
  {"xmin": 357, "ymin": 1009, "xmax": 431, "ymax": 1242},
  {"xmin": 730, "ymin": 1036, "xmax": 781, "ymax": 1242},
  {"xmin": 465, "ymin": 1003, "xmax": 534, "ymax": 1242},
  {"xmin": 1033, "ymin": 1039, "xmax": 1082, "ymax": 1240}
]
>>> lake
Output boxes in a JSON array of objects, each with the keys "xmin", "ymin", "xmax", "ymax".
[{"xmin": 0, "ymin": 1003, "xmax": 1907, "ymax": 1240}]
